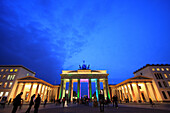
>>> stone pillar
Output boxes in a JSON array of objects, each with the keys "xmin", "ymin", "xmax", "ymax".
[
  {"xmin": 97, "ymin": 79, "xmax": 100, "ymax": 95},
  {"xmin": 95, "ymin": 79, "xmax": 99, "ymax": 101},
  {"xmin": 59, "ymin": 79, "xmax": 64, "ymax": 99},
  {"xmin": 62, "ymin": 80, "xmax": 66, "ymax": 99},
  {"xmin": 88, "ymin": 79, "xmax": 92, "ymax": 99},
  {"xmin": 21, "ymin": 83, "xmax": 25, "ymax": 92},
  {"xmin": 71, "ymin": 81, "xmax": 73, "ymax": 102},
  {"xmin": 28, "ymin": 83, "xmax": 33, "ymax": 101},
  {"xmin": 105, "ymin": 79, "xmax": 110, "ymax": 99},
  {"xmin": 136, "ymin": 83, "xmax": 142, "ymax": 102},
  {"xmin": 130, "ymin": 83, "xmax": 136, "ymax": 102},
  {"xmin": 35, "ymin": 83, "xmax": 40, "ymax": 96},
  {"xmin": 77, "ymin": 79, "xmax": 81, "ymax": 99},
  {"xmin": 126, "ymin": 84, "xmax": 132, "ymax": 101},
  {"xmin": 55, "ymin": 87, "xmax": 59, "ymax": 100},
  {"xmin": 103, "ymin": 80, "xmax": 107, "ymax": 99},
  {"xmin": 39, "ymin": 84, "xmax": 43, "ymax": 97},
  {"xmin": 144, "ymin": 82, "xmax": 150, "ymax": 101},
  {"xmin": 122, "ymin": 85, "xmax": 127, "ymax": 100},
  {"xmin": 150, "ymin": 82, "xmax": 158, "ymax": 101},
  {"xmin": 42, "ymin": 85, "xmax": 46, "ymax": 101},
  {"xmin": 13, "ymin": 83, "xmax": 19, "ymax": 99},
  {"xmin": 68, "ymin": 79, "xmax": 72, "ymax": 101}
]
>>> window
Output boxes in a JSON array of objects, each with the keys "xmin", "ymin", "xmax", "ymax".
[
  {"xmin": 0, "ymin": 82, "xmax": 2, "ymax": 86},
  {"xmin": 12, "ymin": 75, "xmax": 15, "ymax": 80},
  {"xmin": 5, "ymin": 69, "xmax": 8, "ymax": 72},
  {"xmin": 140, "ymin": 73, "xmax": 143, "ymax": 75},
  {"xmin": 158, "ymin": 82, "xmax": 162, "ymax": 87},
  {"xmin": 27, "ymin": 73, "xmax": 29, "ymax": 76},
  {"xmin": 168, "ymin": 81, "xmax": 170, "ymax": 87},
  {"xmin": 157, "ymin": 68, "xmax": 160, "ymax": 71},
  {"xmin": 2, "ymin": 75, "xmax": 6, "ymax": 79},
  {"xmin": 9, "ymin": 82, "xmax": 13, "ymax": 88},
  {"xmin": 164, "ymin": 74, "xmax": 168, "ymax": 78},
  {"xmin": 161, "ymin": 68, "xmax": 164, "ymax": 71},
  {"xmin": 1, "ymin": 69, "xmax": 4, "ymax": 72},
  {"xmin": 0, "ymin": 92, "xmax": 4, "ymax": 97},
  {"xmin": 162, "ymin": 91, "xmax": 167, "ymax": 99},
  {"xmin": 152, "ymin": 68, "xmax": 155, "ymax": 71},
  {"xmin": 167, "ymin": 91, "xmax": 170, "ymax": 97},
  {"xmin": 3, "ymin": 82, "xmax": 7, "ymax": 88},
  {"xmin": 4, "ymin": 92, "xmax": 9, "ymax": 96},
  {"xmin": 7, "ymin": 75, "xmax": 11, "ymax": 80},
  {"xmin": 163, "ymin": 81, "xmax": 167, "ymax": 87},
  {"xmin": 10, "ymin": 69, "xmax": 13, "ymax": 72},
  {"xmin": 14, "ymin": 69, "xmax": 18, "ymax": 72},
  {"xmin": 159, "ymin": 73, "xmax": 163, "ymax": 79},
  {"xmin": 154, "ymin": 73, "xmax": 159, "ymax": 79},
  {"xmin": 166, "ymin": 68, "xmax": 169, "ymax": 71}
]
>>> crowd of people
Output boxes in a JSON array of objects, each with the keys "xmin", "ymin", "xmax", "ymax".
[{"xmin": 11, "ymin": 92, "xmax": 41, "ymax": 113}]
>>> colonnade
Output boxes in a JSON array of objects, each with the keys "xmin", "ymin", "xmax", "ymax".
[
  {"xmin": 115, "ymin": 82, "xmax": 158, "ymax": 102},
  {"xmin": 12, "ymin": 82, "xmax": 55, "ymax": 102},
  {"xmin": 59, "ymin": 78, "xmax": 111, "ymax": 102}
]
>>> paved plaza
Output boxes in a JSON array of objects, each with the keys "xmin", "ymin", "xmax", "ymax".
[{"xmin": 1, "ymin": 103, "xmax": 170, "ymax": 113}]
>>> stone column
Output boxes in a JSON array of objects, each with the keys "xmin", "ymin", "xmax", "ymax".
[
  {"xmin": 59, "ymin": 79, "xmax": 64, "ymax": 99},
  {"xmin": 39, "ymin": 84, "xmax": 43, "ymax": 97},
  {"xmin": 77, "ymin": 79, "xmax": 81, "ymax": 99},
  {"xmin": 13, "ymin": 83, "xmax": 19, "ymax": 99},
  {"xmin": 103, "ymin": 80, "xmax": 107, "ymax": 99},
  {"xmin": 144, "ymin": 82, "xmax": 150, "ymax": 101},
  {"xmin": 130, "ymin": 83, "xmax": 136, "ymax": 102},
  {"xmin": 122, "ymin": 85, "xmax": 127, "ymax": 100},
  {"xmin": 27, "ymin": 83, "xmax": 33, "ymax": 101},
  {"xmin": 136, "ymin": 83, "xmax": 142, "ymax": 102},
  {"xmin": 97, "ymin": 79, "xmax": 100, "ymax": 95},
  {"xmin": 55, "ymin": 87, "xmax": 59, "ymax": 100},
  {"xmin": 62, "ymin": 80, "xmax": 66, "ymax": 99},
  {"xmin": 150, "ymin": 82, "xmax": 158, "ymax": 101},
  {"xmin": 68, "ymin": 79, "xmax": 72, "ymax": 101},
  {"xmin": 126, "ymin": 84, "xmax": 132, "ymax": 101},
  {"xmin": 105, "ymin": 79, "xmax": 110, "ymax": 99},
  {"xmin": 21, "ymin": 83, "xmax": 25, "ymax": 92},
  {"xmin": 42, "ymin": 85, "xmax": 46, "ymax": 101},
  {"xmin": 71, "ymin": 81, "xmax": 73, "ymax": 102},
  {"xmin": 35, "ymin": 83, "xmax": 40, "ymax": 96},
  {"xmin": 88, "ymin": 79, "xmax": 92, "ymax": 99}
]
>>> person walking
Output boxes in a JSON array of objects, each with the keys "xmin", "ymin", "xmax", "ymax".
[
  {"xmin": 112, "ymin": 95, "xmax": 118, "ymax": 109},
  {"xmin": 12, "ymin": 92, "xmax": 23, "ymax": 113},
  {"xmin": 25, "ymin": 94, "xmax": 35, "ymax": 113},
  {"xmin": 34, "ymin": 94, "xmax": 41, "ymax": 113},
  {"xmin": 62, "ymin": 97, "xmax": 65, "ymax": 108},
  {"xmin": 43, "ymin": 98, "xmax": 47, "ymax": 108}
]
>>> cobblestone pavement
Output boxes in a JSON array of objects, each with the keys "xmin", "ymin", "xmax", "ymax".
[{"xmin": 1, "ymin": 103, "xmax": 170, "ymax": 113}]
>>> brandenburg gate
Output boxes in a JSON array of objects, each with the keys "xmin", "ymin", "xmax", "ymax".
[{"xmin": 59, "ymin": 63, "xmax": 111, "ymax": 102}]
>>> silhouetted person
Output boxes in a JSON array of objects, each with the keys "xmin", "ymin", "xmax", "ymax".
[
  {"xmin": 8, "ymin": 98, "xmax": 12, "ymax": 105},
  {"xmin": 34, "ymin": 94, "xmax": 41, "ymax": 113},
  {"xmin": 112, "ymin": 95, "xmax": 118, "ymax": 109},
  {"xmin": 149, "ymin": 98, "xmax": 154, "ymax": 107},
  {"xmin": 99, "ymin": 93, "xmax": 104, "ymax": 112},
  {"xmin": 25, "ymin": 94, "xmax": 35, "ymax": 113},
  {"xmin": 19, "ymin": 98, "xmax": 23, "ymax": 109},
  {"xmin": 12, "ymin": 92, "xmax": 23, "ymax": 113},
  {"xmin": 44, "ymin": 98, "xmax": 47, "ymax": 108},
  {"xmin": 62, "ymin": 97, "xmax": 65, "ymax": 108}
]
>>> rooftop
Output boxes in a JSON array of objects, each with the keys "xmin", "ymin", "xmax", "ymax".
[
  {"xmin": 133, "ymin": 64, "xmax": 170, "ymax": 74},
  {"xmin": 0, "ymin": 65, "xmax": 36, "ymax": 74}
]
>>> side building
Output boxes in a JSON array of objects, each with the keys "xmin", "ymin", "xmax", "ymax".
[
  {"xmin": 0, "ymin": 65, "xmax": 35, "ymax": 101},
  {"xmin": 133, "ymin": 64, "xmax": 170, "ymax": 102}
]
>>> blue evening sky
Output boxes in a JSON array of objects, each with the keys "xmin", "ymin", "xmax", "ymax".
[{"xmin": 0, "ymin": 0, "xmax": 170, "ymax": 85}]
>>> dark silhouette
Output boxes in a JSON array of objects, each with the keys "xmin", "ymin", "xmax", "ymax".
[
  {"xmin": 99, "ymin": 93, "xmax": 104, "ymax": 112},
  {"xmin": 25, "ymin": 94, "xmax": 35, "ymax": 113},
  {"xmin": 149, "ymin": 98, "xmax": 154, "ymax": 107},
  {"xmin": 19, "ymin": 98, "xmax": 23, "ymax": 109},
  {"xmin": 112, "ymin": 95, "xmax": 118, "ymax": 109},
  {"xmin": 34, "ymin": 94, "xmax": 41, "ymax": 113},
  {"xmin": 62, "ymin": 97, "xmax": 65, "ymax": 108},
  {"xmin": 12, "ymin": 92, "xmax": 23, "ymax": 113},
  {"xmin": 44, "ymin": 99, "xmax": 47, "ymax": 108},
  {"xmin": 8, "ymin": 98, "xmax": 12, "ymax": 105}
]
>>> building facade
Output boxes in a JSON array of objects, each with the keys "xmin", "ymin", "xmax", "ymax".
[
  {"xmin": 0, "ymin": 65, "xmax": 35, "ymax": 101},
  {"xmin": 59, "ymin": 69, "xmax": 110, "ymax": 102},
  {"xmin": 133, "ymin": 64, "xmax": 170, "ymax": 102}
]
